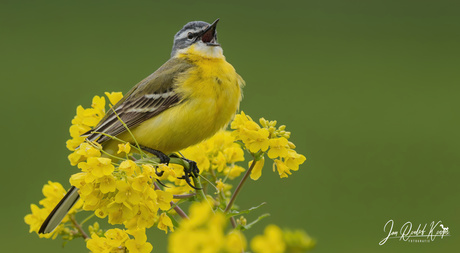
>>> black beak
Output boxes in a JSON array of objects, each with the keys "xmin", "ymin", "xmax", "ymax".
[{"xmin": 200, "ymin": 18, "xmax": 219, "ymax": 46}]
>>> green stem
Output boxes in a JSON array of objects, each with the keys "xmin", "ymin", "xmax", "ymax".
[
  {"xmin": 192, "ymin": 176, "xmax": 207, "ymax": 201},
  {"xmin": 174, "ymin": 157, "xmax": 207, "ymax": 201},
  {"xmin": 209, "ymin": 168, "xmax": 238, "ymax": 227},
  {"xmin": 80, "ymin": 213, "xmax": 95, "ymax": 226},
  {"xmin": 173, "ymin": 193, "xmax": 196, "ymax": 199}
]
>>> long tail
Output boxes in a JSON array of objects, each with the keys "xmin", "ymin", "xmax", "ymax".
[{"xmin": 39, "ymin": 186, "xmax": 80, "ymax": 234}]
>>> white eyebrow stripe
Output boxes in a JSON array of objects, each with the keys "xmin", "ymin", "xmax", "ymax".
[
  {"xmin": 175, "ymin": 28, "xmax": 201, "ymax": 40},
  {"xmin": 144, "ymin": 91, "xmax": 175, "ymax": 99}
]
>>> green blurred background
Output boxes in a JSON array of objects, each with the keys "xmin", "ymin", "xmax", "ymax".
[{"xmin": 1, "ymin": 0, "xmax": 459, "ymax": 252}]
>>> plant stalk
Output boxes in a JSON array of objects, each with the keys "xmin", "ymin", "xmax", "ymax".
[
  {"xmin": 224, "ymin": 159, "xmax": 257, "ymax": 213},
  {"xmin": 69, "ymin": 215, "xmax": 89, "ymax": 240}
]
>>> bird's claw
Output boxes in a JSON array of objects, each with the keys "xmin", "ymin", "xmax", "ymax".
[
  {"xmin": 140, "ymin": 146, "xmax": 170, "ymax": 165},
  {"xmin": 178, "ymin": 158, "xmax": 201, "ymax": 189}
]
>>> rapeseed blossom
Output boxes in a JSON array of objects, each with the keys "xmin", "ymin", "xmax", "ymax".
[
  {"xmin": 24, "ymin": 181, "xmax": 82, "ymax": 239},
  {"xmin": 168, "ymin": 202, "xmax": 246, "ymax": 253},
  {"xmin": 231, "ymin": 111, "xmax": 306, "ymax": 179},
  {"xmin": 250, "ymin": 224, "xmax": 316, "ymax": 253},
  {"xmin": 86, "ymin": 228, "xmax": 153, "ymax": 253},
  {"xmin": 25, "ymin": 92, "xmax": 312, "ymax": 253}
]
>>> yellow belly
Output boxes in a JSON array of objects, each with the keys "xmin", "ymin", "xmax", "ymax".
[{"xmin": 113, "ymin": 52, "xmax": 243, "ymax": 155}]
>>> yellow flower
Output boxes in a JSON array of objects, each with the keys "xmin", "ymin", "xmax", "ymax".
[
  {"xmin": 105, "ymin": 91, "xmax": 123, "ymax": 105},
  {"xmin": 156, "ymin": 190, "xmax": 173, "ymax": 211},
  {"xmin": 223, "ymin": 146, "xmax": 245, "ymax": 164},
  {"xmin": 69, "ymin": 172, "xmax": 87, "ymax": 188},
  {"xmin": 69, "ymin": 124, "xmax": 90, "ymax": 139},
  {"xmin": 273, "ymin": 159, "xmax": 291, "ymax": 178},
  {"xmin": 131, "ymin": 174, "xmax": 150, "ymax": 192},
  {"xmin": 284, "ymin": 229, "xmax": 316, "ymax": 252},
  {"xmin": 66, "ymin": 136, "xmax": 86, "ymax": 151},
  {"xmin": 98, "ymin": 175, "xmax": 117, "ymax": 194},
  {"xmin": 68, "ymin": 142, "xmax": 102, "ymax": 166},
  {"xmin": 115, "ymin": 181, "xmax": 141, "ymax": 206},
  {"xmin": 251, "ymin": 224, "xmax": 286, "ymax": 253},
  {"xmin": 91, "ymin": 95, "xmax": 106, "ymax": 114},
  {"xmin": 104, "ymin": 228, "xmax": 129, "ymax": 248},
  {"xmin": 212, "ymin": 151, "xmax": 227, "ymax": 172},
  {"xmin": 168, "ymin": 202, "xmax": 227, "ymax": 253},
  {"xmin": 230, "ymin": 111, "xmax": 251, "ymax": 129},
  {"xmin": 268, "ymin": 137, "xmax": 289, "ymax": 159},
  {"xmin": 24, "ymin": 204, "xmax": 63, "ymax": 239},
  {"xmin": 24, "ymin": 181, "xmax": 84, "ymax": 239},
  {"xmin": 231, "ymin": 112, "xmax": 271, "ymax": 153},
  {"xmin": 125, "ymin": 239, "xmax": 153, "ymax": 253},
  {"xmin": 223, "ymin": 165, "xmax": 245, "ymax": 180},
  {"xmin": 81, "ymin": 188, "xmax": 102, "ymax": 211},
  {"xmin": 86, "ymin": 233, "xmax": 113, "ymax": 253},
  {"xmin": 225, "ymin": 230, "xmax": 247, "ymax": 253},
  {"xmin": 66, "ymin": 94, "xmax": 109, "ymax": 153},
  {"xmin": 180, "ymin": 145, "xmax": 211, "ymax": 172},
  {"xmin": 215, "ymin": 179, "xmax": 226, "ymax": 193},
  {"xmin": 95, "ymin": 208, "xmax": 108, "ymax": 219},
  {"xmin": 38, "ymin": 181, "xmax": 68, "ymax": 210},
  {"xmin": 117, "ymin": 143, "xmax": 131, "ymax": 154},
  {"xmin": 119, "ymin": 160, "xmax": 140, "ymax": 176},
  {"xmin": 249, "ymin": 157, "xmax": 265, "ymax": 180},
  {"xmin": 79, "ymin": 142, "xmax": 102, "ymax": 157},
  {"xmin": 244, "ymin": 128, "xmax": 270, "ymax": 153},
  {"xmin": 68, "ymin": 152, "xmax": 83, "ymax": 166},
  {"xmin": 107, "ymin": 201, "xmax": 138, "ymax": 225},
  {"xmin": 284, "ymin": 149, "xmax": 307, "ymax": 171},
  {"xmin": 125, "ymin": 228, "xmax": 153, "ymax": 253},
  {"xmin": 127, "ymin": 228, "xmax": 148, "ymax": 244},
  {"xmin": 158, "ymin": 212, "xmax": 174, "ymax": 234},
  {"xmin": 79, "ymin": 157, "xmax": 114, "ymax": 180},
  {"xmin": 124, "ymin": 203, "xmax": 157, "ymax": 230}
]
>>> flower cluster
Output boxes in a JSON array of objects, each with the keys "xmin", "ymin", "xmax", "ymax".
[
  {"xmin": 66, "ymin": 92, "xmax": 123, "ymax": 153},
  {"xmin": 24, "ymin": 181, "xmax": 82, "ymax": 239},
  {"xmin": 168, "ymin": 202, "xmax": 246, "ymax": 253},
  {"xmin": 62, "ymin": 93, "xmax": 171, "ymax": 233},
  {"xmin": 176, "ymin": 130, "xmax": 245, "ymax": 200},
  {"xmin": 25, "ymin": 92, "xmax": 312, "ymax": 253},
  {"xmin": 251, "ymin": 224, "xmax": 315, "ymax": 253},
  {"xmin": 181, "ymin": 131, "xmax": 245, "ymax": 177},
  {"xmin": 87, "ymin": 226, "xmax": 153, "ymax": 253},
  {"xmin": 69, "ymin": 154, "xmax": 175, "ymax": 232},
  {"xmin": 231, "ymin": 111, "xmax": 306, "ymax": 179}
]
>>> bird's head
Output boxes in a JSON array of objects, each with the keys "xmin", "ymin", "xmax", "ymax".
[{"xmin": 171, "ymin": 19, "xmax": 222, "ymax": 58}]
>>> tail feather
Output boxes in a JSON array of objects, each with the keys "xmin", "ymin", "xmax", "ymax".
[{"xmin": 39, "ymin": 186, "xmax": 80, "ymax": 234}]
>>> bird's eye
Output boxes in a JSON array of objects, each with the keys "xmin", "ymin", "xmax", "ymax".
[{"xmin": 187, "ymin": 32, "xmax": 194, "ymax": 40}]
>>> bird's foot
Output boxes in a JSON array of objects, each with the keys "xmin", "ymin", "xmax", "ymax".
[
  {"xmin": 177, "ymin": 157, "xmax": 201, "ymax": 189},
  {"xmin": 140, "ymin": 146, "xmax": 170, "ymax": 165}
]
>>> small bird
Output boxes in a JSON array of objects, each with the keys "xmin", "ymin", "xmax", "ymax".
[{"xmin": 39, "ymin": 19, "xmax": 244, "ymax": 234}]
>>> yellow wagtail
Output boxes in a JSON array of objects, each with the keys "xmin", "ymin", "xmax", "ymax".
[{"xmin": 39, "ymin": 19, "xmax": 244, "ymax": 234}]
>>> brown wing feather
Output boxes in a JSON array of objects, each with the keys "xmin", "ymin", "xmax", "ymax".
[{"xmin": 83, "ymin": 57, "xmax": 194, "ymax": 144}]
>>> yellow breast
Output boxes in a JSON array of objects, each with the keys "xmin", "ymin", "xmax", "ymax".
[{"xmin": 124, "ymin": 44, "xmax": 244, "ymax": 154}]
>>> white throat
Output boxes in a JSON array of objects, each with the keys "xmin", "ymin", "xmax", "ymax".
[{"xmin": 177, "ymin": 41, "xmax": 224, "ymax": 59}]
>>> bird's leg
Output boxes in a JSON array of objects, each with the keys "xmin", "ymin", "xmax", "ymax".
[
  {"xmin": 176, "ymin": 156, "xmax": 201, "ymax": 189},
  {"xmin": 140, "ymin": 146, "xmax": 170, "ymax": 165},
  {"xmin": 140, "ymin": 147, "xmax": 200, "ymax": 189},
  {"xmin": 182, "ymin": 157, "xmax": 200, "ymax": 178},
  {"xmin": 140, "ymin": 146, "xmax": 170, "ymax": 187}
]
